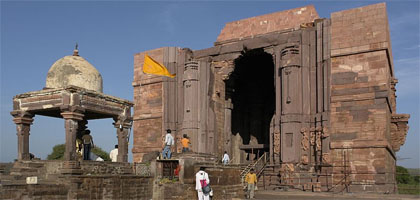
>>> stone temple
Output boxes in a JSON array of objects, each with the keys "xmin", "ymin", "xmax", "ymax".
[
  {"xmin": 133, "ymin": 3, "xmax": 410, "ymax": 193},
  {"xmin": 1, "ymin": 3, "xmax": 412, "ymax": 199}
]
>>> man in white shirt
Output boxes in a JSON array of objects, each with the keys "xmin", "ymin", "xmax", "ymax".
[
  {"xmin": 222, "ymin": 151, "xmax": 230, "ymax": 165},
  {"xmin": 195, "ymin": 167, "xmax": 210, "ymax": 200},
  {"xmin": 163, "ymin": 129, "xmax": 174, "ymax": 159},
  {"xmin": 109, "ymin": 145, "xmax": 118, "ymax": 162}
]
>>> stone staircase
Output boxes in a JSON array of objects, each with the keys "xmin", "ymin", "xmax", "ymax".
[
  {"xmin": 2, "ymin": 161, "xmax": 47, "ymax": 184},
  {"xmin": 257, "ymin": 164, "xmax": 332, "ymax": 192}
]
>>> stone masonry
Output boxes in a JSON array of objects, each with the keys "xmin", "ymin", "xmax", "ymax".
[{"xmin": 132, "ymin": 3, "xmax": 410, "ymax": 193}]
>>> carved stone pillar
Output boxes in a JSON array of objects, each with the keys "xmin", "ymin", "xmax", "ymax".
[
  {"xmin": 224, "ymin": 98, "xmax": 233, "ymax": 155},
  {"xmin": 182, "ymin": 61, "xmax": 201, "ymax": 152},
  {"xmin": 61, "ymin": 106, "xmax": 84, "ymax": 161},
  {"xmin": 114, "ymin": 114, "xmax": 132, "ymax": 163},
  {"xmin": 279, "ymin": 44, "xmax": 302, "ymax": 163},
  {"xmin": 11, "ymin": 111, "xmax": 34, "ymax": 160},
  {"xmin": 390, "ymin": 78, "xmax": 398, "ymax": 112}
]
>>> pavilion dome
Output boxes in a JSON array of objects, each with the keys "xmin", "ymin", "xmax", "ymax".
[{"xmin": 45, "ymin": 49, "xmax": 103, "ymax": 93}]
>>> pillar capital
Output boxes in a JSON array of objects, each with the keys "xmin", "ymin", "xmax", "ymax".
[
  {"xmin": 60, "ymin": 105, "xmax": 85, "ymax": 121},
  {"xmin": 11, "ymin": 111, "xmax": 34, "ymax": 125},
  {"xmin": 61, "ymin": 112, "xmax": 84, "ymax": 121},
  {"xmin": 113, "ymin": 115, "xmax": 133, "ymax": 129}
]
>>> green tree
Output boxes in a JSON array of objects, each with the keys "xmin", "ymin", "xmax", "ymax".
[
  {"xmin": 47, "ymin": 144, "xmax": 111, "ymax": 161},
  {"xmin": 413, "ymin": 175, "xmax": 420, "ymax": 185},
  {"xmin": 47, "ymin": 144, "xmax": 65, "ymax": 160},
  {"xmin": 396, "ymin": 166, "xmax": 413, "ymax": 184}
]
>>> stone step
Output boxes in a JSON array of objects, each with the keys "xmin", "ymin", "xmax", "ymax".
[{"xmin": 13, "ymin": 161, "xmax": 45, "ymax": 168}]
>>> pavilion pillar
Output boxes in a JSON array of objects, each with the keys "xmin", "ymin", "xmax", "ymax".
[
  {"xmin": 61, "ymin": 106, "xmax": 85, "ymax": 161},
  {"xmin": 11, "ymin": 111, "xmax": 34, "ymax": 161},
  {"xmin": 114, "ymin": 109, "xmax": 132, "ymax": 162}
]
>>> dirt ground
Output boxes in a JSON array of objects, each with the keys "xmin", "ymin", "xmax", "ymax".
[{"xmin": 236, "ymin": 190, "xmax": 420, "ymax": 200}]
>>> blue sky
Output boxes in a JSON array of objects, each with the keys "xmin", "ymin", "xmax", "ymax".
[{"xmin": 1, "ymin": 1, "xmax": 419, "ymax": 168}]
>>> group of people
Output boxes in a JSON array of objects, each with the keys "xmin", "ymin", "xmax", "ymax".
[
  {"xmin": 75, "ymin": 129, "xmax": 120, "ymax": 162},
  {"xmin": 162, "ymin": 129, "xmax": 232, "ymax": 166},
  {"xmin": 162, "ymin": 129, "xmax": 191, "ymax": 159},
  {"xmin": 195, "ymin": 166, "xmax": 258, "ymax": 199}
]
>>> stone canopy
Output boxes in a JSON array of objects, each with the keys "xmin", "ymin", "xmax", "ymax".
[{"xmin": 11, "ymin": 50, "xmax": 133, "ymax": 173}]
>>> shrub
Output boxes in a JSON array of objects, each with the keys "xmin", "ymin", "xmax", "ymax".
[
  {"xmin": 396, "ymin": 166, "xmax": 413, "ymax": 184},
  {"xmin": 47, "ymin": 143, "xmax": 110, "ymax": 161},
  {"xmin": 47, "ymin": 144, "xmax": 65, "ymax": 160}
]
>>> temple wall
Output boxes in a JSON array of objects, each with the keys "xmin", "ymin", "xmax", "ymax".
[
  {"xmin": 132, "ymin": 48, "xmax": 166, "ymax": 162},
  {"xmin": 130, "ymin": 2, "xmax": 409, "ymax": 194},
  {"xmin": 216, "ymin": 5, "xmax": 318, "ymax": 44},
  {"xmin": 329, "ymin": 3, "xmax": 397, "ymax": 192}
]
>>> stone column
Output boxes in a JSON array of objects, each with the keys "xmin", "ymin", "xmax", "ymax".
[
  {"xmin": 11, "ymin": 111, "xmax": 34, "ymax": 160},
  {"xmin": 279, "ymin": 44, "xmax": 302, "ymax": 163},
  {"xmin": 114, "ymin": 111, "xmax": 133, "ymax": 162},
  {"xmin": 182, "ymin": 61, "xmax": 201, "ymax": 152},
  {"xmin": 273, "ymin": 48, "xmax": 282, "ymax": 164},
  {"xmin": 224, "ymin": 98, "xmax": 233, "ymax": 155},
  {"xmin": 61, "ymin": 106, "xmax": 84, "ymax": 161}
]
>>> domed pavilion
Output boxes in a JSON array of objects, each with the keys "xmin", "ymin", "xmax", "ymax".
[{"xmin": 10, "ymin": 47, "xmax": 133, "ymax": 172}]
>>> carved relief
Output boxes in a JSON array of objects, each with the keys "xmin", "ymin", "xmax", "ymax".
[
  {"xmin": 310, "ymin": 127, "xmax": 316, "ymax": 146},
  {"xmin": 301, "ymin": 155, "xmax": 309, "ymax": 164},
  {"xmin": 300, "ymin": 128, "xmax": 309, "ymax": 151},
  {"xmin": 315, "ymin": 127, "xmax": 322, "ymax": 152},
  {"xmin": 300, "ymin": 126, "xmax": 329, "ymax": 165},
  {"xmin": 390, "ymin": 114, "xmax": 410, "ymax": 152},
  {"xmin": 322, "ymin": 126, "xmax": 329, "ymax": 138},
  {"xmin": 274, "ymin": 131, "xmax": 281, "ymax": 153},
  {"xmin": 322, "ymin": 153, "xmax": 330, "ymax": 164}
]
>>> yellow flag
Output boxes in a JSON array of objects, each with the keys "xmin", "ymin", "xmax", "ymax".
[{"xmin": 142, "ymin": 54, "xmax": 176, "ymax": 78}]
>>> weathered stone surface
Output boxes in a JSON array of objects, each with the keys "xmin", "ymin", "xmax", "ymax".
[
  {"xmin": 46, "ymin": 51, "xmax": 103, "ymax": 93},
  {"xmin": 390, "ymin": 114, "xmax": 410, "ymax": 152},
  {"xmin": 216, "ymin": 5, "xmax": 318, "ymax": 44},
  {"xmin": 132, "ymin": 3, "xmax": 410, "ymax": 195}
]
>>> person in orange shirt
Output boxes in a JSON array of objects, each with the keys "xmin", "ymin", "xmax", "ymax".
[
  {"xmin": 245, "ymin": 168, "xmax": 257, "ymax": 199},
  {"xmin": 181, "ymin": 134, "xmax": 191, "ymax": 153}
]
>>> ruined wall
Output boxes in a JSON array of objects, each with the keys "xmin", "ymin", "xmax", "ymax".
[
  {"xmin": 329, "ymin": 3, "xmax": 399, "ymax": 193},
  {"xmin": 0, "ymin": 176, "xmax": 153, "ymax": 200},
  {"xmin": 216, "ymin": 5, "xmax": 319, "ymax": 44},
  {"xmin": 133, "ymin": 47, "xmax": 215, "ymax": 161},
  {"xmin": 130, "ymin": 2, "xmax": 409, "ymax": 194}
]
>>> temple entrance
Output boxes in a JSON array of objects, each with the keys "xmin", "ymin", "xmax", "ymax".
[{"xmin": 227, "ymin": 49, "xmax": 275, "ymax": 163}]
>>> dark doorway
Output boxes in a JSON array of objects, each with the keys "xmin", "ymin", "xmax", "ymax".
[{"xmin": 226, "ymin": 49, "xmax": 275, "ymax": 162}]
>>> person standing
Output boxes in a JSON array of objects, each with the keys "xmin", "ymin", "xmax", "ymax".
[
  {"xmin": 110, "ymin": 145, "xmax": 118, "ymax": 162},
  {"xmin": 163, "ymin": 129, "xmax": 174, "ymax": 159},
  {"xmin": 81, "ymin": 130, "xmax": 94, "ymax": 160},
  {"xmin": 222, "ymin": 151, "xmax": 230, "ymax": 165},
  {"xmin": 181, "ymin": 134, "xmax": 191, "ymax": 153},
  {"xmin": 245, "ymin": 168, "xmax": 257, "ymax": 199},
  {"xmin": 195, "ymin": 167, "xmax": 210, "ymax": 200},
  {"xmin": 76, "ymin": 137, "xmax": 83, "ymax": 156}
]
